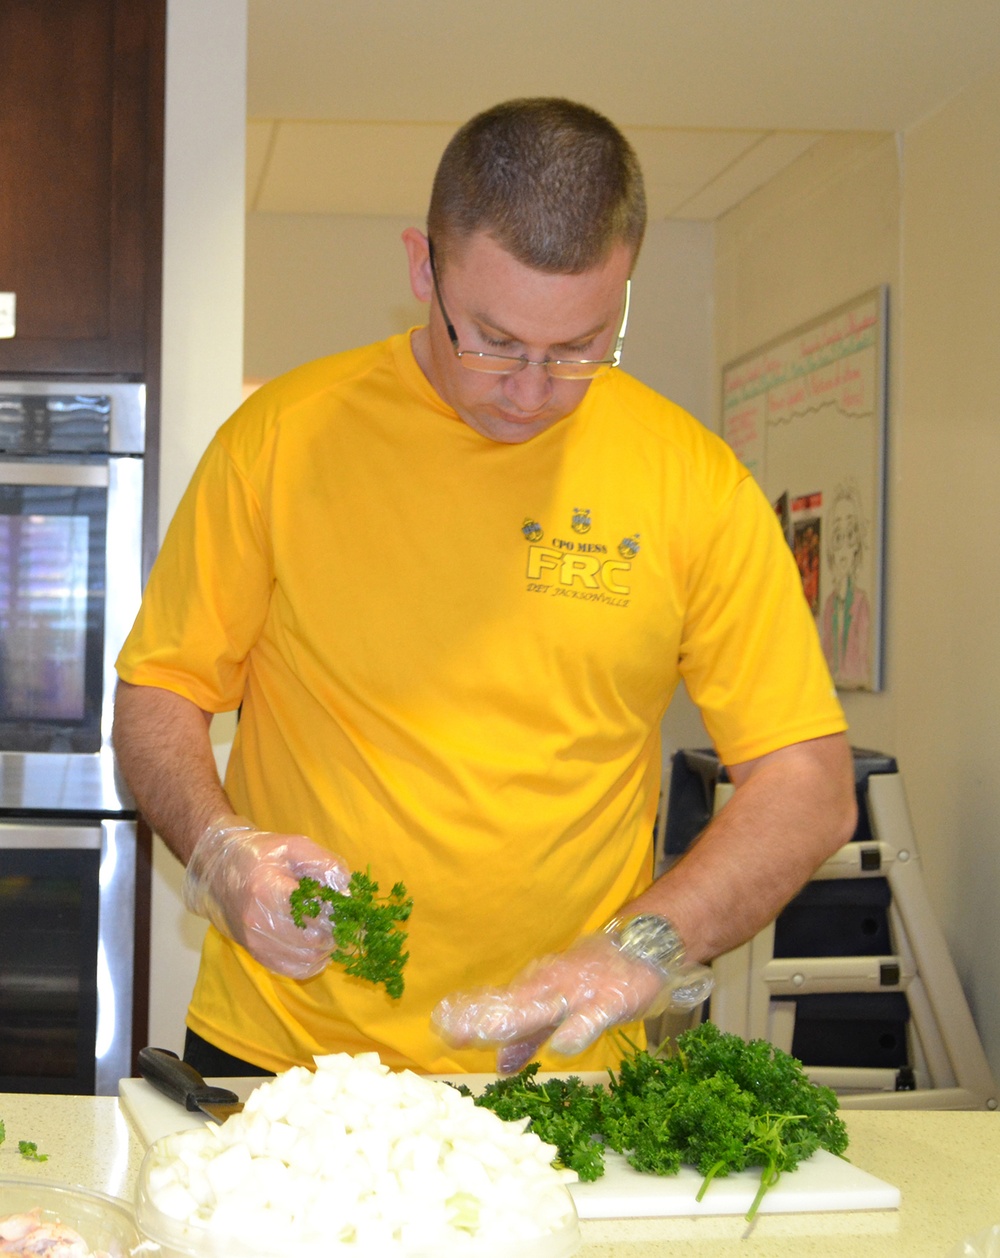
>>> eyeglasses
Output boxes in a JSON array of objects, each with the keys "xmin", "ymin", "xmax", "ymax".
[{"xmin": 427, "ymin": 240, "xmax": 630, "ymax": 380}]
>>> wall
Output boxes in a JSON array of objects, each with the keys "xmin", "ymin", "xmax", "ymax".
[
  {"xmin": 714, "ymin": 69, "xmax": 1000, "ymax": 1082},
  {"xmin": 715, "ymin": 130, "xmax": 901, "ymax": 763},
  {"xmin": 893, "ymin": 66, "xmax": 1000, "ymax": 1071},
  {"xmin": 149, "ymin": 0, "xmax": 248, "ymax": 1054},
  {"xmin": 243, "ymin": 214, "xmax": 422, "ymax": 381}
]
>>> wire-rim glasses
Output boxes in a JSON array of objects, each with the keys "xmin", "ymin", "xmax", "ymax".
[{"xmin": 427, "ymin": 240, "xmax": 630, "ymax": 380}]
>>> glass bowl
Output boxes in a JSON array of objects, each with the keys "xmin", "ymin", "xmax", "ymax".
[
  {"xmin": 0, "ymin": 1178, "xmax": 141, "ymax": 1257},
  {"xmin": 135, "ymin": 1136, "xmax": 581, "ymax": 1258}
]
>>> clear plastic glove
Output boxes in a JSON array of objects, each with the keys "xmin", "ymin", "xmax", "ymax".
[
  {"xmin": 432, "ymin": 929, "xmax": 714, "ymax": 1075},
  {"xmin": 182, "ymin": 813, "xmax": 351, "ymax": 980}
]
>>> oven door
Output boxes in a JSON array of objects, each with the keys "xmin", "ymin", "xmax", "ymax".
[
  {"xmin": 0, "ymin": 819, "xmax": 136, "ymax": 1095},
  {"xmin": 0, "ymin": 457, "xmax": 142, "ymax": 812},
  {"xmin": 0, "ymin": 461, "xmax": 108, "ymax": 752}
]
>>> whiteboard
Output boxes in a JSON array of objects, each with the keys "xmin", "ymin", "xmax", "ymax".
[{"xmin": 721, "ymin": 288, "xmax": 888, "ymax": 691}]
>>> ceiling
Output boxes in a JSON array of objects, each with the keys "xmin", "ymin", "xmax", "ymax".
[{"xmin": 246, "ymin": 0, "xmax": 1000, "ymax": 222}]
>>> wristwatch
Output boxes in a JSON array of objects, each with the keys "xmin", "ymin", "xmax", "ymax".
[{"xmin": 603, "ymin": 912, "xmax": 686, "ymax": 976}]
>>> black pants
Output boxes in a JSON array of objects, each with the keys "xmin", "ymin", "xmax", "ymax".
[{"xmin": 183, "ymin": 1028, "xmax": 275, "ymax": 1078}]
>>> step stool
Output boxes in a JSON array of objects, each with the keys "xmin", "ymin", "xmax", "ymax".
[{"xmin": 660, "ymin": 747, "xmax": 999, "ymax": 1110}]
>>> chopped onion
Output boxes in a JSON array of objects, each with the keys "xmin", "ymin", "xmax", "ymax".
[{"xmin": 138, "ymin": 1053, "xmax": 578, "ymax": 1255}]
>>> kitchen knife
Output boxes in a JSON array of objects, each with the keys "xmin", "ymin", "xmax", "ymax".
[{"xmin": 137, "ymin": 1046, "xmax": 245, "ymax": 1124}]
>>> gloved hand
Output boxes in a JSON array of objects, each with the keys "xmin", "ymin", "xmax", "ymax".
[
  {"xmin": 182, "ymin": 813, "xmax": 351, "ymax": 980},
  {"xmin": 432, "ymin": 924, "xmax": 714, "ymax": 1075}
]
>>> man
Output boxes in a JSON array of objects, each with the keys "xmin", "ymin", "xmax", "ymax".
[{"xmin": 114, "ymin": 98, "xmax": 856, "ymax": 1079}]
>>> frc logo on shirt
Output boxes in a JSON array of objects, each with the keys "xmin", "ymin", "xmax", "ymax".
[{"xmin": 523, "ymin": 511, "xmax": 637, "ymax": 607}]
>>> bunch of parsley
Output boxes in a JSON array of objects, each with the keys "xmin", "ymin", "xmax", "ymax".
[
  {"xmin": 605, "ymin": 1021, "xmax": 848, "ymax": 1218},
  {"xmin": 471, "ymin": 1021, "xmax": 849, "ymax": 1220},
  {"xmin": 289, "ymin": 870, "xmax": 412, "ymax": 998}
]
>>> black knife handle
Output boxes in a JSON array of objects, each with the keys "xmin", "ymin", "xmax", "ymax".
[{"xmin": 138, "ymin": 1045, "xmax": 240, "ymax": 1110}]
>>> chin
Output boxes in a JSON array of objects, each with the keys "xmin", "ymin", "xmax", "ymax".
[
  {"xmin": 479, "ymin": 419, "xmax": 557, "ymax": 444},
  {"xmin": 462, "ymin": 407, "xmax": 566, "ymax": 444}
]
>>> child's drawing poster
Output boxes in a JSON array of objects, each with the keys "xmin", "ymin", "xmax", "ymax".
[{"xmin": 721, "ymin": 288, "xmax": 888, "ymax": 692}]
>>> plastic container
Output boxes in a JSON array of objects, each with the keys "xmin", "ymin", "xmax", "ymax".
[
  {"xmin": 0, "ymin": 1178, "xmax": 141, "ymax": 1257},
  {"xmin": 134, "ymin": 1139, "xmax": 581, "ymax": 1258},
  {"xmin": 948, "ymin": 1223, "xmax": 1000, "ymax": 1257}
]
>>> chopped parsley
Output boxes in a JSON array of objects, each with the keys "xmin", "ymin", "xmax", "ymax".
[
  {"xmin": 290, "ymin": 870, "xmax": 412, "ymax": 998},
  {"xmin": 0, "ymin": 1121, "xmax": 49, "ymax": 1163}
]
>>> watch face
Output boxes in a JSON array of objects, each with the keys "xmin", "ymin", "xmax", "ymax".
[{"xmin": 619, "ymin": 914, "xmax": 685, "ymax": 972}]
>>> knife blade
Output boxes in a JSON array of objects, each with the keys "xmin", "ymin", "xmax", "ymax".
[{"xmin": 137, "ymin": 1046, "xmax": 245, "ymax": 1124}]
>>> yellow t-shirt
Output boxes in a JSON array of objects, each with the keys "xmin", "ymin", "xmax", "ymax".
[{"xmin": 117, "ymin": 332, "xmax": 845, "ymax": 1074}]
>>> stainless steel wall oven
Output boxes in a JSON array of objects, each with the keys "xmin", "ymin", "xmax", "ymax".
[
  {"xmin": 0, "ymin": 380, "xmax": 143, "ymax": 810},
  {"xmin": 0, "ymin": 380, "xmax": 145, "ymax": 1093}
]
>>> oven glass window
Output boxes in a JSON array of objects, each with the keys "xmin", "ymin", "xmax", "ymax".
[
  {"xmin": 0, "ymin": 848, "xmax": 99, "ymax": 1093},
  {"xmin": 0, "ymin": 484, "xmax": 106, "ymax": 752}
]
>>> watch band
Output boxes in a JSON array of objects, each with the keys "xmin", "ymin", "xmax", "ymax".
[{"xmin": 604, "ymin": 912, "xmax": 686, "ymax": 976}]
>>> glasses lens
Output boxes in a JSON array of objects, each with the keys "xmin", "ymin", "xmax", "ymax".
[
  {"xmin": 457, "ymin": 352, "xmax": 522, "ymax": 374},
  {"xmin": 547, "ymin": 361, "xmax": 609, "ymax": 381},
  {"xmin": 457, "ymin": 352, "xmax": 608, "ymax": 379}
]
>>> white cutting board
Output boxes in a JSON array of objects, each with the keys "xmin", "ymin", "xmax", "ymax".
[{"xmin": 118, "ymin": 1074, "xmax": 900, "ymax": 1219}]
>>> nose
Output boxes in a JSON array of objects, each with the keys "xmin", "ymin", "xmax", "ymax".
[{"xmin": 502, "ymin": 362, "xmax": 553, "ymax": 414}]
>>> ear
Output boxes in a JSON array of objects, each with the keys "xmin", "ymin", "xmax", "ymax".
[{"xmin": 402, "ymin": 228, "xmax": 433, "ymax": 303}]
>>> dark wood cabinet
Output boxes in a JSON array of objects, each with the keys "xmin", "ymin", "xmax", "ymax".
[{"xmin": 0, "ymin": 0, "xmax": 165, "ymax": 376}]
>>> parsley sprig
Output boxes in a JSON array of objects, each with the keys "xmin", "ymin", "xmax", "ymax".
[
  {"xmin": 0, "ymin": 1120, "xmax": 49, "ymax": 1162},
  {"xmin": 289, "ymin": 870, "xmax": 412, "ymax": 998},
  {"xmin": 471, "ymin": 1021, "xmax": 849, "ymax": 1220}
]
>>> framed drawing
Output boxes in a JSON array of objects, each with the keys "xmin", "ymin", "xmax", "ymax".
[{"xmin": 721, "ymin": 287, "xmax": 888, "ymax": 692}]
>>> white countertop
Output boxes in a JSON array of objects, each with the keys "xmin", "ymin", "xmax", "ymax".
[
  {"xmin": 0, "ymin": 1093, "xmax": 141, "ymax": 1202},
  {"xmin": 0, "ymin": 1092, "xmax": 998, "ymax": 1255}
]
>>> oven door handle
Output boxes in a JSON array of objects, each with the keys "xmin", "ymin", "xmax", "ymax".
[{"xmin": 0, "ymin": 460, "xmax": 109, "ymax": 487}]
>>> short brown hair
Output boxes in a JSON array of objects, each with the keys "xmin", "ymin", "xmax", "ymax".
[{"xmin": 427, "ymin": 98, "xmax": 646, "ymax": 274}]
